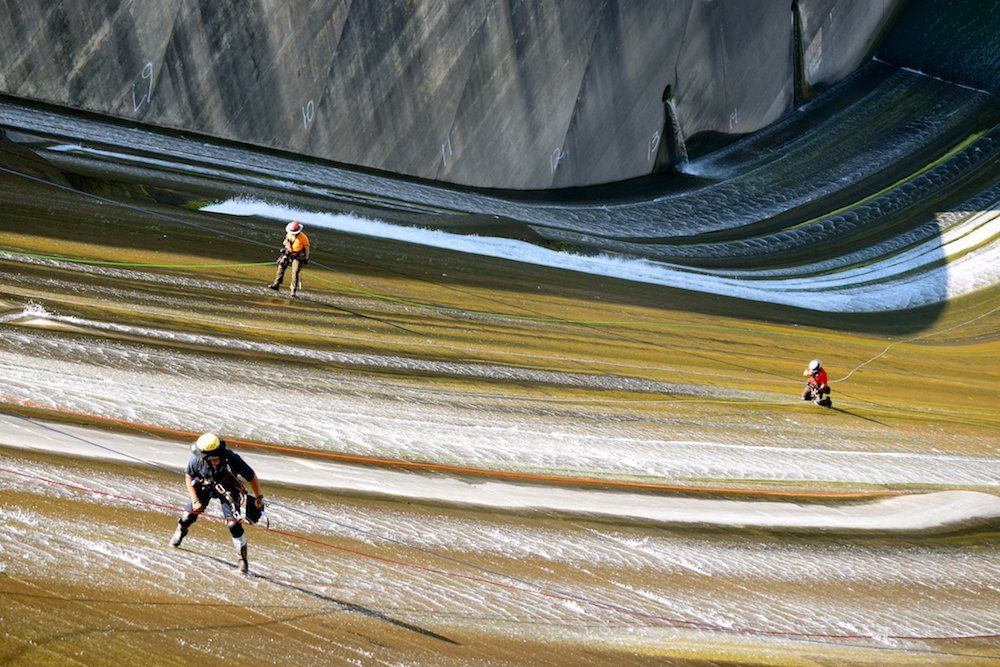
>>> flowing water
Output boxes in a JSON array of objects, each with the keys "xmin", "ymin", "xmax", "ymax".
[{"xmin": 0, "ymin": 32, "xmax": 998, "ymax": 663}]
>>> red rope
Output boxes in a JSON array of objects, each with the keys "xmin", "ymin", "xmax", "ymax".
[{"xmin": 0, "ymin": 465, "xmax": 995, "ymax": 644}]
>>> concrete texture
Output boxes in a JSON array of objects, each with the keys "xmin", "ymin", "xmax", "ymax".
[
  {"xmin": 4, "ymin": 417, "xmax": 999, "ymax": 535},
  {"xmin": 796, "ymin": 0, "xmax": 902, "ymax": 91},
  {"xmin": 879, "ymin": 0, "xmax": 1000, "ymax": 93},
  {"xmin": 0, "ymin": 0, "xmax": 904, "ymax": 189}
]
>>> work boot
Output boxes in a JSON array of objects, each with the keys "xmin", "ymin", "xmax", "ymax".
[
  {"xmin": 238, "ymin": 544, "xmax": 249, "ymax": 574},
  {"xmin": 267, "ymin": 282, "xmax": 280, "ymax": 291},
  {"xmin": 289, "ymin": 289, "xmax": 298, "ymax": 298},
  {"xmin": 169, "ymin": 523, "xmax": 187, "ymax": 548}
]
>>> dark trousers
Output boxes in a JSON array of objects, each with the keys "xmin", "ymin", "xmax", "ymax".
[
  {"xmin": 802, "ymin": 383, "xmax": 831, "ymax": 401},
  {"xmin": 178, "ymin": 484, "xmax": 244, "ymax": 540}
]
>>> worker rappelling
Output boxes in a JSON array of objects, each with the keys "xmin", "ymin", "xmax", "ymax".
[
  {"xmin": 268, "ymin": 220, "xmax": 310, "ymax": 297},
  {"xmin": 801, "ymin": 359, "xmax": 832, "ymax": 407},
  {"xmin": 169, "ymin": 432, "xmax": 266, "ymax": 574}
]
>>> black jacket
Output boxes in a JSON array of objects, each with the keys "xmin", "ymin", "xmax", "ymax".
[{"xmin": 185, "ymin": 450, "xmax": 255, "ymax": 497}]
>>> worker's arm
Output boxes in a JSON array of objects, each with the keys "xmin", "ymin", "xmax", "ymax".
[
  {"xmin": 246, "ymin": 474, "xmax": 262, "ymax": 498},
  {"xmin": 185, "ymin": 474, "xmax": 203, "ymax": 512},
  {"xmin": 244, "ymin": 473, "xmax": 264, "ymax": 508}
]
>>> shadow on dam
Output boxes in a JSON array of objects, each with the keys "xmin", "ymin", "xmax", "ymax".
[
  {"xmin": 0, "ymin": 119, "xmax": 984, "ymax": 340},
  {"xmin": 0, "ymin": 0, "xmax": 997, "ymax": 337}
]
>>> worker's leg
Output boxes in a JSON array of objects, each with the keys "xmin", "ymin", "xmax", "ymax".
[
  {"xmin": 269, "ymin": 256, "xmax": 290, "ymax": 289},
  {"xmin": 289, "ymin": 259, "xmax": 302, "ymax": 296},
  {"xmin": 169, "ymin": 487, "xmax": 210, "ymax": 547}
]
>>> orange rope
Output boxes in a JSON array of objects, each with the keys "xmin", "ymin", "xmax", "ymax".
[
  {"xmin": 0, "ymin": 465, "xmax": 993, "ymax": 645},
  {"xmin": 0, "ymin": 393, "xmax": 901, "ymax": 500}
]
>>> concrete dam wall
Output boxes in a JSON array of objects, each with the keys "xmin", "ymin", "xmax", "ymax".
[{"xmin": 0, "ymin": 0, "xmax": 904, "ymax": 189}]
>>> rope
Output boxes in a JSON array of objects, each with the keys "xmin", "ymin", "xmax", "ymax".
[
  {"xmin": 1, "ymin": 463, "xmax": 996, "ymax": 649},
  {"xmin": 0, "ymin": 394, "xmax": 901, "ymax": 499},
  {"xmin": 1, "ymin": 249, "xmax": 272, "ymax": 269},
  {"xmin": 831, "ymin": 306, "xmax": 1000, "ymax": 383}
]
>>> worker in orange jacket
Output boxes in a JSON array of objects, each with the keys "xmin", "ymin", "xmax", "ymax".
[{"xmin": 268, "ymin": 221, "xmax": 310, "ymax": 297}]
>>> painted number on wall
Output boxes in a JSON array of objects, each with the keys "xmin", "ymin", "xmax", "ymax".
[
  {"xmin": 441, "ymin": 134, "xmax": 453, "ymax": 167},
  {"xmin": 301, "ymin": 99, "xmax": 316, "ymax": 129},
  {"xmin": 131, "ymin": 62, "xmax": 154, "ymax": 112},
  {"xmin": 647, "ymin": 131, "xmax": 660, "ymax": 162},
  {"xmin": 550, "ymin": 147, "xmax": 566, "ymax": 173}
]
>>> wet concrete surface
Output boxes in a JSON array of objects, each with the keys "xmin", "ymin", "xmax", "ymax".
[{"xmin": 0, "ymin": 78, "xmax": 998, "ymax": 663}]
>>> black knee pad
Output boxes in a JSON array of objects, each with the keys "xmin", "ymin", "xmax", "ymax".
[{"xmin": 227, "ymin": 521, "xmax": 245, "ymax": 539}]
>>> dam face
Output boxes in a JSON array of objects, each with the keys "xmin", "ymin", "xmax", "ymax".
[
  {"xmin": 0, "ymin": 2, "xmax": 999, "ymax": 663},
  {"xmin": 0, "ymin": 0, "xmax": 902, "ymax": 189}
]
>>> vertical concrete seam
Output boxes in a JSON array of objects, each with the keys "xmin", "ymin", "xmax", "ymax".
[
  {"xmin": 550, "ymin": 0, "xmax": 607, "ymax": 186},
  {"xmin": 433, "ymin": 10, "xmax": 491, "ymax": 180}
]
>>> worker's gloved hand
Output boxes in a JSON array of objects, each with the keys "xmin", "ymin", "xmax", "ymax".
[
  {"xmin": 254, "ymin": 495, "xmax": 265, "ymax": 510},
  {"xmin": 191, "ymin": 500, "xmax": 204, "ymax": 513},
  {"xmin": 299, "ymin": 257, "xmax": 308, "ymax": 265}
]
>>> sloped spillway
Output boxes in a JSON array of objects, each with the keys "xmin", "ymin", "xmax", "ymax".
[
  {"xmin": 4, "ymin": 55, "xmax": 995, "ymax": 324},
  {"xmin": 0, "ymin": 4, "xmax": 998, "ymax": 662}
]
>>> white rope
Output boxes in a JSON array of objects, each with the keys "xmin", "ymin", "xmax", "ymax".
[{"xmin": 832, "ymin": 306, "xmax": 999, "ymax": 383}]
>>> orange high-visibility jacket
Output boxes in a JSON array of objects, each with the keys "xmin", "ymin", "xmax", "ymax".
[{"xmin": 284, "ymin": 231, "xmax": 310, "ymax": 256}]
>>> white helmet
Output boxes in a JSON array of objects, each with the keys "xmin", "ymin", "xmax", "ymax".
[
  {"xmin": 808, "ymin": 359, "xmax": 822, "ymax": 372},
  {"xmin": 285, "ymin": 221, "xmax": 303, "ymax": 235}
]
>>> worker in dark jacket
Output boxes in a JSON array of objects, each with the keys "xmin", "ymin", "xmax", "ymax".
[{"xmin": 169, "ymin": 432, "xmax": 264, "ymax": 574}]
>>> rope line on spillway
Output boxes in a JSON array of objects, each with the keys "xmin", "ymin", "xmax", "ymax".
[
  {"xmin": 1, "ymin": 459, "xmax": 997, "ymax": 654},
  {"xmin": 5, "ymin": 240, "xmax": 997, "ymax": 398},
  {"xmin": 830, "ymin": 305, "xmax": 1000, "ymax": 383},
  {"xmin": 2, "ymin": 163, "xmax": 997, "ymax": 391},
  {"xmin": 0, "ymin": 163, "xmax": 844, "ymax": 386},
  {"xmin": 0, "ymin": 394, "xmax": 902, "ymax": 499}
]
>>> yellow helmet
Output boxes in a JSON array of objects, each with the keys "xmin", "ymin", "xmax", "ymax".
[{"xmin": 193, "ymin": 432, "xmax": 226, "ymax": 458}]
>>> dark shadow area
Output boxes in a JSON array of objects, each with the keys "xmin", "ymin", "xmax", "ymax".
[
  {"xmin": 2, "ymin": 0, "xmax": 998, "ymax": 337},
  {"xmin": 878, "ymin": 0, "xmax": 1000, "ymax": 94},
  {"xmin": 828, "ymin": 405, "xmax": 888, "ymax": 427},
  {"xmin": 790, "ymin": 1, "xmax": 810, "ymax": 109},
  {"xmin": 191, "ymin": 551, "xmax": 460, "ymax": 645},
  {"xmin": 0, "ymin": 128, "xmax": 969, "ymax": 338}
]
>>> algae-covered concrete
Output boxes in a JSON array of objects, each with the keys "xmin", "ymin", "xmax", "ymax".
[{"xmin": 0, "ymin": 0, "xmax": 902, "ymax": 188}]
